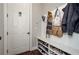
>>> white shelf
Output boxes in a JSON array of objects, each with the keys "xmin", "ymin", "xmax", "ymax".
[
  {"xmin": 38, "ymin": 41, "xmax": 48, "ymax": 48},
  {"xmin": 37, "ymin": 34, "xmax": 79, "ymax": 55},
  {"xmin": 38, "ymin": 45, "xmax": 48, "ymax": 55},
  {"xmin": 49, "ymin": 48, "xmax": 62, "ymax": 55},
  {"xmin": 39, "ymin": 41, "xmax": 64, "ymax": 55},
  {"xmin": 38, "ymin": 38, "xmax": 70, "ymax": 55},
  {"xmin": 38, "ymin": 48, "xmax": 47, "ymax": 55}
]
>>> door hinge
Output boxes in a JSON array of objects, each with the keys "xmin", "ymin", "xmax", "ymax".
[
  {"xmin": 7, "ymin": 32, "xmax": 8, "ymax": 35},
  {"xmin": 6, "ymin": 13, "xmax": 8, "ymax": 18},
  {"xmin": 7, "ymin": 49, "xmax": 8, "ymax": 53}
]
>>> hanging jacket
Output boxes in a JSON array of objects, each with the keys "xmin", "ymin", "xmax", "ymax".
[{"xmin": 62, "ymin": 3, "xmax": 79, "ymax": 35}]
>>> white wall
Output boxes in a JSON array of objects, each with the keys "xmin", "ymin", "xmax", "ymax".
[
  {"xmin": 42, "ymin": 3, "xmax": 65, "ymax": 14},
  {"xmin": 32, "ymin": 3, "xmax": 43, "ymax": 49},
  {"xmin": 0, "ymin": 4, "xmax": 4, "ymax": 54},
  {"xmin": 31, "ymin": 3, "xmax": 65, "ymax": 50}
]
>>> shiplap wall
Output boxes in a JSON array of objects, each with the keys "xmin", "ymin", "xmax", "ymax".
[{"xmin": 32, "ymin": 3, "xmax": 43, "ymax": 49}]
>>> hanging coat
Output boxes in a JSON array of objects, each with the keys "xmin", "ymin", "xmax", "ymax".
[{"xmin": 62, "ymin": 3, "xmax": 79, "ymax": 35}]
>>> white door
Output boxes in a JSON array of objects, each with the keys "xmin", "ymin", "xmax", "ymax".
[{"xmin": 7, "ymin": 3, "xmax": 30, "ymax": 54}]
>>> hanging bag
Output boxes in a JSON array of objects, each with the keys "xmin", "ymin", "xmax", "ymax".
[{"xmin": 52, "ymin": 8, "xmax": 63, "ymax": 37}]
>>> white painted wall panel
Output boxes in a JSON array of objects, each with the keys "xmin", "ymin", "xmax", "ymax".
[
  {"xmin": 0, "ymin": 4, "xmax": 4, "ymax": 54},
  {"xmin": 32, "ymin": 3, "xmax": 43, "ymax": 49}
]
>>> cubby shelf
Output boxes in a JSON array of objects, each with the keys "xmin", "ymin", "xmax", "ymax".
[{"xmin": 38, "ymin": 39, "xmax": 70, "ymax": 55}]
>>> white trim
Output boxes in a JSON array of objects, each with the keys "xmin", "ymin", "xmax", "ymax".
[
  {"xmin": 30, "ymin": 47, "xmax": 38, "ymax": 51},
  {"xmin": 8, "ymin": 47, "xmax": 30, "ymax": 55},
  {"xmin": 29, "ymin": 3, "xmax": 32, "ymax": 51},
  {"xmin": 3, "ymin": 3, "xmax": 8, "ymax": 55}
]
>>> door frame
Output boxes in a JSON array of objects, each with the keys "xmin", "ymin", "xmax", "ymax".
[{"xmin": 3, "ymin": 3, "xmax": 32, "ymax": 55}]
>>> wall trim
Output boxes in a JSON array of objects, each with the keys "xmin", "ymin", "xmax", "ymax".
[
  {"xmin": 30, "ymin": 47, "xmax": 38, "ymax": 51},
  {"xmin": 29, "ymin": 3, "xmax": 33, "ymax": 51},
  {"xmin": 3, "ymin": 3, "xmax": 8, "ymax": 55}
]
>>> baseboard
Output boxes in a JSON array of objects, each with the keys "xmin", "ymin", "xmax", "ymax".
[
  {"xmin": 8, "ymin": 47, "xmax": 29, "ymax": 55},
  {"xmin": 30, "ymin": 47, "xmax": 38, "ymax": 51}
]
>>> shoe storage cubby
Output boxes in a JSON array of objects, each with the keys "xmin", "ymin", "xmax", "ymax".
[
  {"xmin": 38, "ymin": 39, "xmax": 70, "ymax": 55},
  {"xmin": 38, "ymin": 39, "xmax": 49, "ymax": 55}
]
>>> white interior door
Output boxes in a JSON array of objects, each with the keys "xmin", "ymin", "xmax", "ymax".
[{"xmin": 7, "ymin": 3, "xmax": 30, "ymax": 54}]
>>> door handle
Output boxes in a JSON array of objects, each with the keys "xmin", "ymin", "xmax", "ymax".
[
  {"xmin": 27, "ymin": 32, "xmax": 30, "ymax": 35},
  {"xmin": 0, "ymin": 36, "xmax": 2, "ymax": 40}
]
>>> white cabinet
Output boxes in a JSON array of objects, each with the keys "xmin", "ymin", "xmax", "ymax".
[{"xmin": 37, "ymin": 37, "xmax": 70, "ymax": 55}]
